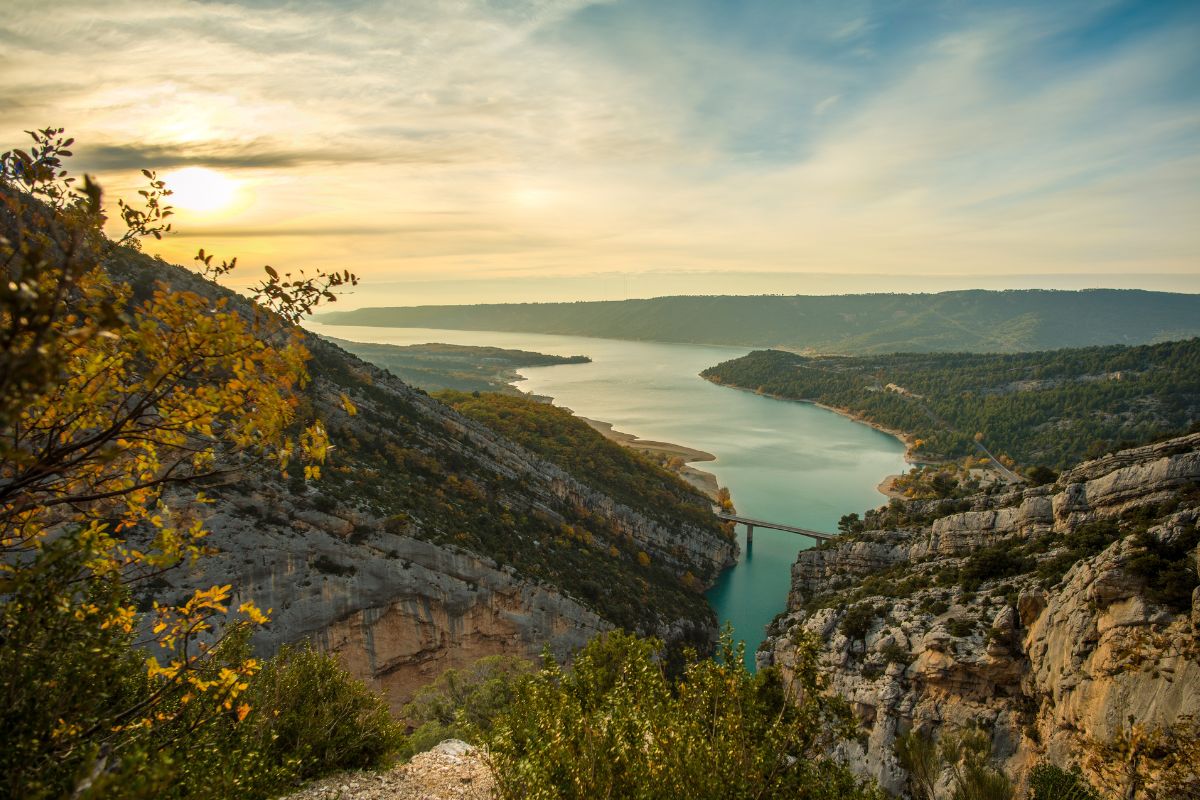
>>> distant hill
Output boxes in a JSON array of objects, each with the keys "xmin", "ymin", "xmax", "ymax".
[
  {"xmin": 701, "ymin": 339, "xmax": 1200, "ymax": 469},
  {"xmin": 318, "ymin": 290, "xmax": 1200, "ymax": 354}
]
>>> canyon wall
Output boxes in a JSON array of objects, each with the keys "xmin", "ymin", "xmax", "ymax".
[{"xmin": 760, "ymin": 434, "xmax": 1200, "ymax": 798}]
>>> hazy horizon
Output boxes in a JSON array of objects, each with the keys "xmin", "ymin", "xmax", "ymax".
[
  {"xmin": 317, "ymin": 271, "xmax": 1200, "ymax": 310},
  {"xmin": 4, "ymin": 0, "xmax": 1198, "ymax": 299}
]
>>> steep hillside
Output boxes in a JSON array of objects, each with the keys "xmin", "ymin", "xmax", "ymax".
[
  {"xmin": 436, "ymin": 391, "xmax": 722, "ymax": 543},
  {"xmin": 760, "ymin": 434, "xmax": 1200, "ymax": 798},
  {"xmin": 113, "ymin": 254, "xmax": 736, "ymax": 710},
  {"xmin": 318, "ymin": 290, "xmax": 1200, "ymax": 354},
  {"xmin": 702, "ymin": 341, "xmax": 1200, "ymax": 469}
]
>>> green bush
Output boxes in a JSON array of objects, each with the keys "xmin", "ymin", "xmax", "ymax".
[
  {"xmin": 960, "ymin": 542, "xmax": 1035, "ymax": 590},
  {"xmin": 226, "ymin": 644, "xmax": 403, "ymax": 784},
  {"xmin": 840, "ymin": 603, "xmax": 879, "ymax": 641},
  {"xmin": 0, "ymin": 544, "xmax": 153, "ymax": 800},
  {"xmin": 947, "ymin": 617, "xmax": 978, "ymax": 638},
  {"xmin": 400, "ymin": 655, "xmax": 530, "ymax": 759},
  {"xmin": 1038, "ymin": 521, "xmax": 1124, "ymax": 588},
  {"xmin": 895, "ymin": 730, "xmax": 939, "ymax": 800},
  {"xmin": 897, "ymin": 728, "xmax": 1014, "ymax": 800},
  {"xmin": 881, "ymin": 642, "xmax": 914, "ymax": 665},
  {"xmin": 1027, "ymin": 763, "xmax": 1101, "ymax": 800},
  {"xmin": 0, "ymin": 545, "xmax": 402, "ymax": 800},
  {"xmin": 1124, "ymin": 526, "xmax": 1200, "ymax": 611},
  {"xmin": 484, "ymin": 630, "xmax": 882, "ymax": 800}
]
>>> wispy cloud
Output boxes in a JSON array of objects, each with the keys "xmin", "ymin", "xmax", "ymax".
[{"xmin": 1, "ymin": 0, "xmax": 1196, "ymax": 298}]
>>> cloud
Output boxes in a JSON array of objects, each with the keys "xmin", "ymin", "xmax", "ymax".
[{"xmin": 1, "ymin": 0, "xmax": 1197, "ymax": 293}]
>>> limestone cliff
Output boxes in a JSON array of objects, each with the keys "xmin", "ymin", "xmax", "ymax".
[{"xmin": 760, "ymin": 434, "xmax": 1200, "ymax": 798}]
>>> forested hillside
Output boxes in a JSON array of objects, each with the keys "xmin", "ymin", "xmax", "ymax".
[
  {"xmin": 320, "ymin": 290, "xmax": 1200, "ymax": 354},
  {"xmin": 321, "ymin": 336, "xmax": 589, "ymax": 394},
  {"xmin": 437, "ymin": 391, "xmax": 723, "ymax": 537},
  {"xmin": 701, "ymin": 340, "xmax": 1200, "ymax": 469}
]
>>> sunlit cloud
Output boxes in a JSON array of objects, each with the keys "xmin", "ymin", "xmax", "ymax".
[{"xmin": 1, "ymin": 0, "xmax": 1197, "ymax": 304}]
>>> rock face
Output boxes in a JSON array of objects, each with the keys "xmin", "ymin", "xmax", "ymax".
[
  {"xmin": 175, "ymin": 512, "xmax": 611, "ymax": 710},
  {"xmin": 129, "ymin": 257, "xmax": 735, "ymax": 711},
  {"xmin": 760, "ymin": 434, "xmax": 1200, "ymax": 798}
]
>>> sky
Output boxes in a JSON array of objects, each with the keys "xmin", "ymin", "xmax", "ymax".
[{"xmin": 3, "ymin": 0, "xmax": 1199, "ymax": 307}]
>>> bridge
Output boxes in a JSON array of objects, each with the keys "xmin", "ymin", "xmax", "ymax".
[{"xmin": 716, "ymin": 512, "xmax": 834, "ymax": 544}]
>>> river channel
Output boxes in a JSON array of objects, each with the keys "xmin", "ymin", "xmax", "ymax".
[{"xmin": 305, "ymin": 322, "xmax": 908, "ymax": 666}]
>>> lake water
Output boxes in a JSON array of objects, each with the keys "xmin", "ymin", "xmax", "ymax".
[{"xmin": 305, "ymin": 322, "xmax": 908, "ymax": 666}]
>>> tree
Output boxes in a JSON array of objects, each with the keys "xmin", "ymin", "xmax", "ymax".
[{"xmin": 0, "ymin": 128, "xmax": 358, "ymax": 796}]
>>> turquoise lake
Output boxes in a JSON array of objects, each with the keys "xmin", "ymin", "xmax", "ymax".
[{"xmin": 305, "ymin": 322, "xmax": 908, "ymax": 666}]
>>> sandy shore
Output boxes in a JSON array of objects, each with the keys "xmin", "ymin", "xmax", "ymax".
[
  {"xmin": 580, "ymin": 417, "xmax": 722, "ymax": 501},
  {"xmin": 875, "ymin": 474, "xmax": 904, "ymax": 499}
]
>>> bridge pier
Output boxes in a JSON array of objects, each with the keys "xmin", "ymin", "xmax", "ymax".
[{"xmin": 745, "ymin": 524, "xmax": 753, "ymax": 545}]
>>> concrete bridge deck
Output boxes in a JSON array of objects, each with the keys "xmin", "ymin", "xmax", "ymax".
[{"xmin": 716, "ymin": 512, "xmax": 834, "ymax": 543}]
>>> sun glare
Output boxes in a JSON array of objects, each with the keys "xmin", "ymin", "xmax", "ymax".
[{"xmin": 163, "ymin": 166, "xmax": 238, "ymax": 214}]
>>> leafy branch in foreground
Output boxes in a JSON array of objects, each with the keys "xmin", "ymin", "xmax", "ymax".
[{"xmin": 0, "ymin": 127, "xmax": 371, "ymax": 797}]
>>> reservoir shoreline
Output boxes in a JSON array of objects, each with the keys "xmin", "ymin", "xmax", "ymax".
[
  {"xmin": 577, "ymin": 415, "xmax": 723, "ymax": 502},
  {"xmin": 701, "ymin": 378, "xmax": 919, "ymax": 499}
]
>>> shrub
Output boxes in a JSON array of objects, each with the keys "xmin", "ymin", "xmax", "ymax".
[
  {"xmin": 881, "ymin": 642, "xmax": 914, "ymax": 665},
  {"xmin": 895, "ymin": 731, "xmax": 939, "ymax": 800},
  {"xmin": 919, "ymin": 596, "xmax": 951, "ymax": 616},
  {"xmin": 399, "ymin": 655, "xmax": 530, "ymax": 759},
  {"xmin": 897, "ymin": 728, "xmax": 1013, "ymax": 800},
  {"xmin": 960, "ymin": 542, "xmax": 1034, "ymax": 590},
  {"xmin": 947, "ymin": 617, "xmax": 978, "ymax": 638},
  {"xmin": 1038, "ymin": 521, "xmax": 1124, "ymax": 588},
  {"xmin": 0, "ymin": 552, "xmax": 402, "ymax": 800},
  {"xmin": 840, "ymin": 603, "xmax": 878, "ymax": 641},
  {"xmin": 1124, "ymin": 526, "xmax": 1200, "ymax": 611},
  {"xmin": 1028, "ymin": 763, "xmax": 1101, "ymax": 800},
  {"xmin": 484, "ymin": 630, "xmax": 882, "ymax": 800}
]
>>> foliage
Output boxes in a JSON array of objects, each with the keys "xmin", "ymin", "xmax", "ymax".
[
  {"xmin": 895, "ymin": 730, "xmax": 940, "ymax": 800},
  {"xmin": 1035, "ymin": 520, "xmax": 1124, "ymax": 588},
  {"xmin": 838, "ymin": 512, "xmax": 865, "ymax": 534},
  {"xmin": 897, "ymin": 729, "xmax": 1013, "ymax": 800},
  {"xmin": 946, "ymin": 616, "xmax": 978, "ymax": 638},
  {"xmin": 191, "ymin": 642, "xmax": 403, "ymax": 795},
  {"xmin": 1086, "ymin": 717, "xmax": 1200, "ymax": 800},
  {"xmin": 483, "ymin": 630, "xmax": 881, "ymax": 800},
  {"xmin": 940, "ymin": 729, "xmax": 1013, "ymax": 800},
  {"xmin": 1027, "ymin": 763, "xmax": 1102, "ymax": 800},
  {"xmin": 892, "ymin": 464, "xmax": 982, "ymax": 500},
  {"xmin": 0, "ymin": 537, "xmax": 399, "ymax": 799},
  {"xmin": 840, "ymin": 603, "xmax": 878, "ymax": 640},
  {"xmin": 399, "ymin": 655, "xmax": 531, "ymax": 759},
  {"xmin": 1123, "ymin": 524, "xmax": 1200, "ymax": 611},
  {"xmin": 0, "ymin": 128, "xmax": 367, "ymax": 795},
  {"xmin": 327, "ymin": 337, "xmax": 589, "ymax": 394},
  {"xmin": 437, "ymin": 390, "xmax": 723, "ymax": 536},
  {"xmin": 702, "ymin": 343, "xmax": 1200, "ymax": 469},
  {"xmin": 960, "ymin": 542, "xmax": 1036, "ymax": 591}
]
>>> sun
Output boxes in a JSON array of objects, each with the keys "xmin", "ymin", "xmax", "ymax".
[{"xmin": 162, "ymin": 166, "xmax": 238, "ymax": 213}]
